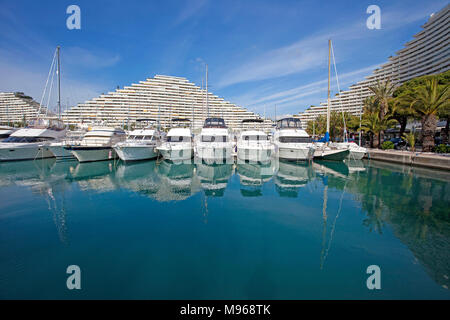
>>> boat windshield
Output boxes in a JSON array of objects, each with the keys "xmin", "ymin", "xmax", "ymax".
[
  {"xmin": 243, "ymin": 135, "xmax": 268, "ymax": 141},
  {"xmin": 279, "ymin": 136, "xmax": 312, "ymax": 143},
  {"xmin": 167, "ymin": 136, "xmax": 191, "ymax": 142},
  {"xmin": 201, "ymin": 135, "xmax": 228, "ymax": 142},
  {"xmin": 2, "ymin": 136, "xmax": 54, "ymax": 143},
  {"xmin": 129, "ymin": 135, "xmax": 154, "ymax": 141},
  {"xmin": 277, "ymin": 118, "xmax": 302, "ymax": 129},
  {"xmin": 203, "ymin": 118, "xmax": 227, "ymax": 128},
  {"xmin": 27, "ymin": 118, "xmax": 65, "ymax": 130}
]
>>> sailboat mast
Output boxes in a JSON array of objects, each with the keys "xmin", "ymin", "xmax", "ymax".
[
  {"xmin": 359, "ymin": 108, "xmax": 362, "ymax": 147},
  {"xmin": 326, "ymin": 40, "xmax": 331, "ymax": 137},
  {"xmin": 206, "ymin": 64, "xmax": 209, "ymax": 118},
  {"xmin": 57, "ymin": 46, "xmax": 61, "ymax": 119}
]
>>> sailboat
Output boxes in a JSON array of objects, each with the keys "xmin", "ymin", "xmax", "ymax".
[
  {"xmin": 313, "ymin": 40, "xmax": 350, "ymax": 161},
  {"xmin": 0, "ymin": 46, "xmax": 67, "ymax": 161},
  {"xmin": 327, "ymin": 40, "xmax": 367, "ymax": 160}
]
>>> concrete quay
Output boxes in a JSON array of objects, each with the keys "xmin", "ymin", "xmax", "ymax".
[{"xmin": 365, "ymin": 149, "xmax": 450, "ymax": 171}]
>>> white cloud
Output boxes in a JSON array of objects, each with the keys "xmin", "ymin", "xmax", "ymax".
[
  {"xmin": 216, "ymin": 2, "xmax": 444, "ymax": 88},
  {"xmin": 64, "ymin": 47, "xmax": 121, "ymax": 68},
  {"xmin": 173, "ymin": 0, "xmax": 208, "ymax": 26},
  {"xmin": 230, "ymin": 63, "xmax": 382, "ymax": 115}
]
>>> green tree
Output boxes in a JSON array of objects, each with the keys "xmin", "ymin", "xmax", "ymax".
[
  {"xmin": 361, "ymin": 98, "xmax": 397, "ymax": 148},
  {"xmin": 404, "ymin": 78, "xmax": 449, "ymax": 152},
  {"xmin": 368, "ymin": 79, "xmax": 396, "ymax": 142}
]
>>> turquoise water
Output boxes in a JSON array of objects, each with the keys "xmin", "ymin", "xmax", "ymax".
[{"xmin": 0, "ymin": 158, "xmax": 449, "ymax": 299}]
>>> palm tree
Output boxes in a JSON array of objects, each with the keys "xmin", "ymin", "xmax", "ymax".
[
  {"xmin": 407, "ymin": 78, "xmax": 449, "ymax": 152},
  {"xmin": 368, "ymin": 79, "xmax": 396, "ymax": 143},
  {"xmin": 389, "ymin": 98, "xmax": 412, "ymax": 138},
  {"xmin": 361, "ymin": 106, "xmax": 397, "ymax": 148}
]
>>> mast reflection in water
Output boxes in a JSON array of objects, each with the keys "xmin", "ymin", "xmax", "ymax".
[{"xmin": 0, "ymin": 158, "xmax": 448, "ymax": 299}]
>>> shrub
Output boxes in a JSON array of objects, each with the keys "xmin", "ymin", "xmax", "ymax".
[
  {"xmin": 434, "ymin": 144, "xmax": 450, "ymax": 154},
  {"xmin": 381, "ymin": 141, "xmax": 395, "ymax": 150}
]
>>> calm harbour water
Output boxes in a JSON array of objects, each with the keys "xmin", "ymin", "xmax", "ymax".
[{"xmin": 0, "ymin": 157, "xmax": 449, "ymax": 299}]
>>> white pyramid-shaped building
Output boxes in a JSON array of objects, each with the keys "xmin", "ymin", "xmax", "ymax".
[{"xmin": 63, "ymin": 75, "xmax": 273, "ymax": 130}]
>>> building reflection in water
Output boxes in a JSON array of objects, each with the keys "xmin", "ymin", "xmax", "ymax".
[{"xmin": 0, "ymin": 156, "xmax": 448, "ymax": 290}]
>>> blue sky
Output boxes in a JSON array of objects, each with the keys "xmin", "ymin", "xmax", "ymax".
[{"xmin": 0, "ymin": 0, "xmax": 447, "ymax": 118}]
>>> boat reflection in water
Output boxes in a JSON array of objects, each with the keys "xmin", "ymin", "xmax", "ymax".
[
  {"xmin": 236, "ymin": 158, "xmax": 278, "ymax": 197},
  {"xmin": 196, "ymin": 161, "xmax": 233, "ymax": 197},
  {"xmin": 115, "ymin": 160, "xmax": 160, "ymax": 197},
  {"xmin": 68, "ymin": 160, "xmax": 117, "ymax": 193},
  {"xmin": 275, "ymin": 160, "xmax": 314, "ymax": 197},
  {"xmin": 0, "ymin": 154, "xmax": 449, "ymax": 298},
  {"xmin": 345, "ymin": 159, "xmax": 366, "ymax": 174},
  {"xmin": 312, "ymin": 160, "xmax": 349, "ymax": 179},
  {"xmin": 155, "ymin": 159, "xmax": 199, "ymax": 201},
  {"xmin": 0, "ymin": 158, "xmax": 55, "ymax": 189}
]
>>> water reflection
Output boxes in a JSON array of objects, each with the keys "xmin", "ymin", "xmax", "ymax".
[
  {"xmin": 116, "ymin": 161, "xmax": 160, "ymax": 197},
  {"xmin": 156, "ymin": 160, "xmax": 199, "ymax": 201},
  {"xmin": 0, "ymin": 157, "xmax": 448, "ymax": 292},
  {"xmin": 275, "ymin": 160, "xmax": 313, "ymax": 197},
  {"xmin": 236, "ymin": 159, "xmax": 278, "ymax": 197},
  {"xmin": 196, "ymin": 161, "xmax": 233, "ymax": 197}
]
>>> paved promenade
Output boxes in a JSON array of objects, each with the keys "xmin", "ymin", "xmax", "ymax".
[{"xmin": 365, "ymin": 149, "xmax": 450, "ymax": 171}]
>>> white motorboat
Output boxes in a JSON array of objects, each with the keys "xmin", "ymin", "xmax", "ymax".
[
  {"xmin": 67, "ymin": 126, "xmax": 126, "ymax": 162},
  {"xmin": 237, "ymin": 119, "xmax": 274, "ymax": 163},
  {"xmin": 273, "ymin": 117, "xmax": 314, "ymax": 161},
  {"xmin": 0, "ymin": 118, "xmax": 66, "ymax": 161},
  {"xmin": 156, "ymin": 118, "xmax": 193, "ymax": 161},
  {"xmin": 114, "ymin": 119, "xmax": 164, "ymax": 161},
  {"xmin": 195, "ymin": 117, "xmax": 233, "ymax": 163}
]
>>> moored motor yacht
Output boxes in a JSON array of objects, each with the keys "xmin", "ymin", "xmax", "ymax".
[
  {"xmin": 67, "ymin": 126, "xmax": 126, "ymax": 162},
  {"xmin": 114, "ymin": 119, "xmax": 164, "ymax": 161},
  {"xmin": 237, "ymin": 119, "xmax": 274, "ymax": 163},
  {"xmin": 157, "ymin": 118, "xmax": 193, "ymax": 161},
  {"xmin": 48, "ymin": 129, "xmax": 86, "ymax": 160},
  {"xmin": 0, "ymin": 118, "xmax": 66, "ymax": 161},
  {"xmin": 195, "ymin": 117, "xmax": 233, "ymax": 163},
  {"xmin": 273, "ymin": 117, "xmax": 314, "ymax": 161}
]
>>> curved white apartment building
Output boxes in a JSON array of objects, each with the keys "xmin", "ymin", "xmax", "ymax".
[
  {"xmin": 297, "ymin": 4, "xmax": 450, "ymax": 128},
  {"xmin": 0, "ymin": 92, "xmax": 48, "ymax": 124},
  {"xmin": 61, "ymin": 75, "xmax": 273, "ymax": 131}
]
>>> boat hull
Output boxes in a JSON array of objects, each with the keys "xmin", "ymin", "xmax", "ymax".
[
  {"xmin": 347, "ymin": 150, "xmax": 366, "ymax": 160},
  {"xmin": 277, "ymin": 146, "xmax": 313, "ymax": 161},
  {"xmin": 114, "ymin": 145, "xmax": 158, "ymax": 161},
  {"xmin": 158, "ymin": 147, "xmax": 193, "ymax": 161},
  {"xmin": 70, "ymin": 147, "xmax": 117, "ymax": 162},
  {"xmin": 237, "ymin": 147, "xmax": 273, "ymax": 163},
  {"xmin": 48, "ymin": 145, "xmax": 76, "ymax": 160},
  {"xmin": 0, "ymin": 144, "xmax": 54, "ymax": 161},
  {"xmin": 314, "ymin": 149, "xmax": 350, "ymax": 161}
]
